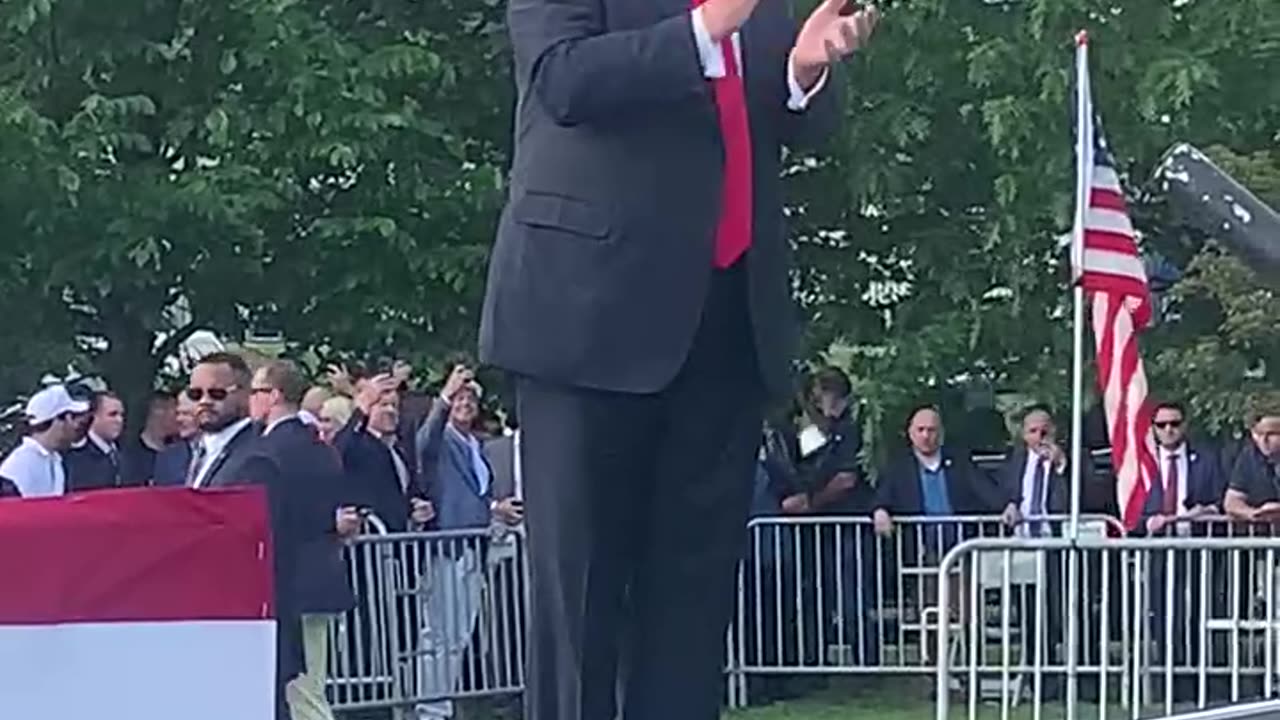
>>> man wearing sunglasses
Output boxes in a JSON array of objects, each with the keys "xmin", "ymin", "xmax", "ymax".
[
  {"xmin": 1142, "ymin": 401, "xmax": 1225, "ymax": 536},
  {"xmin": 1141, "ymin": 400, "xmax": 1227, "ymax": 697},
  {"xmin": 185, "ymin": 352, "xmax": 258, "ymax": 489}
]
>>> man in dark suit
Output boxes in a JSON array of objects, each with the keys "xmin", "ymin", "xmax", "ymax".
[
  {"xmin": 186, "ymin": 352, "xmax": 259, "ymax": 489},
  {"xmin": 997, "ymin": 404, "xmax": 1085, "ymax": 697},
  {"xmin": 244, "ymin": 360, "xmax": 359, "ymax": 720},
  {"xmin": 872, "ymin": 405, "xmax": 1016, "ymax": 531},
  {"xmin": 479, "ymin": 0, "xmax": 880, "ymax": 714},
  {"xmin": 64, "ymin": 391, "xmax": 129, "ymax": 492},
  {"xmin": 1140, "ymin": 399, "xmax": 1227, "ymax": 695},
  {"xmin": 335, "ymin": 374, "xmax": 434, "ymax": 531}
]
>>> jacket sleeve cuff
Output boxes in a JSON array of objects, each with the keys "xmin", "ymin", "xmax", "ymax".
[
  {"xmin": 689, "ymin": 8, "xmax": 726, "ymax": 78},
  {"xmin": 786, "ymin": 53, "xmax": 829, "ymax": 111}
]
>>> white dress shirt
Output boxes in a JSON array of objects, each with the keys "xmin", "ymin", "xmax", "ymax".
[
  {"xmin": 689, "ymin": 9, "xmax": 828, "ymax": 111},
  {"xmin": 192, "ymin": 417, "xmax": 254, "ymax": 488},
  {"xmin": 1016, "ymin": 451, "xmax": 1055, "ymax": 538},
  {"xmin": 0, "ymin": 437, "xmax": 66, "ymax": 498}
]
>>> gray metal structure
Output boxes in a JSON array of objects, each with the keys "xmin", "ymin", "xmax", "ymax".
[{"xmin": 1155, "ymin": 143, "xmax": 1280, "ymax": 286}]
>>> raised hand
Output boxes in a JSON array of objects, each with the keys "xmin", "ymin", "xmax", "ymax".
[{"xmin": 791, "ymin": 1, "xmax": 878, "ymax": 87}]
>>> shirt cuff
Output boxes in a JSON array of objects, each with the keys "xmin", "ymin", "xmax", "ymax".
[
  {"xmin": 689, "ymin": 8, "xmax": 726, "ymax": 79},
  {"xmin": 786, "ymin": 53, "xmax": 829, "ymax": 112}
]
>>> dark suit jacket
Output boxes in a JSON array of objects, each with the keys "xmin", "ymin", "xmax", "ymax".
[
  {"xmin": 0, "ymin": 477, "xmax": 19, "ymax": 497},
  {"xmin": 200, "ymin": 421, "xmax": 262, "ymax": 488},
  {"xmin": 63, "ymin": 440, "xmax": 123, "ymax": 492},
  {"xmin": 874, "ymin": 447, "xmax": 1011, "ymax": 516},
  {"xmin": 417, "ymin": 402, "xmax": 494, "ymax": 531},
  {"xmin": 483, "ymin": 433, "xmax": 518, "ymax": 502},
  {"xmin": 152, "ymin": 440, "xmax": 193, "ymax": 487},
  {"xmin": 479, "ymin": 0, "xmax": 840, "ymax": 399},
  {"xmin": 335, "ymin": 411, "xmax": 421, "ymax": 532},
  {"xmin": 238, "ymin": 418, "xmax": 344, "ymax": 687},
  {"xmin": 1142, "ymin": 443, "xmax": 1225, "ymax": 520},
  {"xmin": 243, "ymin": 419, "xmax": 356, "ymax": 615},
  {"xmin": 998, "ymin": 446, "xmax": 1071, "ymax": 516}
]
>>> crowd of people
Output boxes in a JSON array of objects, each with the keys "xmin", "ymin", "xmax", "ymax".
[
  {"xmin": 0, "ymin": 352, "xmax": 522, "ymax": 720},
  {"xmin": 1, "ymin": 353, "xmax": 1278, "ymax": 717}
]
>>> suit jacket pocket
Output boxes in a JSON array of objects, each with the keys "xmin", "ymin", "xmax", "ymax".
[{"xmin": 512, "ymin": 191, "xmax": 610, "ymax": 239}]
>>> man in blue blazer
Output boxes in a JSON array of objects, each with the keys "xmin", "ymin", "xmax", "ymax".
[{"xmin": 413, "ymin": 365, "xmax": 496, "ymax": 720}]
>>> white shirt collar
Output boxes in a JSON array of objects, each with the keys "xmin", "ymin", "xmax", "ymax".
[
  {"xmin": 264, "ymin": 413, "xmax": 298, "ymax": 437},
  {"xmin": 88, "ymin": 431, "xmax": 114, "ymax": 455},
  {"xmin": 297, "ymin": 409, "xmax": 319, "ymax": 427},
  {"xmin": 202, "ymin": 417, "xmax": 253, "ymax": 453},
  {"xmin": 1164, "ymin": 442, "xmax": 1186, "ymax": 459}
]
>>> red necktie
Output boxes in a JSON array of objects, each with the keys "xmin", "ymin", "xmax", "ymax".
[
  {"xmin": 1162, "ymin": 454, "xmax": 1179, "ymax": 515},
  {"xmin": 693, "ymin": 9, "xmax": 753, "ymax": 268}
]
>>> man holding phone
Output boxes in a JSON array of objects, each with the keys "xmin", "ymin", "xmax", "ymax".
[{"xmin": 480, "ymin": 0, "xmax": 879, "ymax": 712}]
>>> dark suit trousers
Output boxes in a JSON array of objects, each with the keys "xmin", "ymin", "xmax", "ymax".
[{"xmin": 518, "ymin": 266, "xmax": 763, "ymax": 720}]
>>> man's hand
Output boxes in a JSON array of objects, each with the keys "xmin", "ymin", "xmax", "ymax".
[
  {"xmin": 326, "ymin": 364, "xmax": 355, "ymax": 396},
  {"xmin": 492, "ymin": 497, "xmax": 524, "ymax": 525},
  {"xmin": 1146, "ymin": 514, "xmax": 1169, "ymax": 535},
  {"xmin": 440, "ymin": 364, "xmax": 475, "ymax": 403},
  {"xmin": 873, "ymin": 508, "xmax": 892, "ymax": 536},
  {"xmin": 355, "ymin": 373, "xmax": 398, "ymax": 415},
  {"xmin": 1254, "ymin": 501, "xmax": 1280, "ymax": 521},
  {"xmin": 791, "ymin": 1, "xmax": 878, "ymax": 90},
  {"xmin": 781, "ymin": 493, "xmax": 810, "ymax": 514},
  {"xmin": 1001, "ymin": 502, "xmax": 1021, "ymax": 528},
  {"xmin": 336, "ymin": 506, "xmax": 362, "ymax": 537},
  {"xmin": 410, "ymin": 498, "xmax": 436, "ymax": 526}
]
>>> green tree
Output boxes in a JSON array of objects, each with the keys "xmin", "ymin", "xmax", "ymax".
[
  {"xmin": 786, "ymin": 0, "xmax": 1280, "ymax": 467},
  {"xmin": 0, "ymin": 0, "xmax": 510, "ymax": 407}
]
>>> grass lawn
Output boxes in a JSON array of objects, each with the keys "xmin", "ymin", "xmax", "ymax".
[{"xmin": 724, "ymin": 680, "xmax": 1131, "ymax": 720}]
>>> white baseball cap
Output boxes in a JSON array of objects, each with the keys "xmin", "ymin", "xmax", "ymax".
[{"xmin": 26, "ymin": 385, "xmax": 90, "ymax": 425}]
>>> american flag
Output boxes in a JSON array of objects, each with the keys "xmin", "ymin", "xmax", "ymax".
[{"xmin": 1074, "ymin": 33, "xmax": 1159, "ymax": 531}]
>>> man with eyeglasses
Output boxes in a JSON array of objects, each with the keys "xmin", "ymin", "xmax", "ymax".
[{"xmin": 185, "ymin": 352, "xmax": 258, "ymax": 489}]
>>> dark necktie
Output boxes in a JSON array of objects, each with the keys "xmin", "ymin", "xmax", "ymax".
[
  {"xmin": 185, "ymin": 442, "xmax": 207, "ymax": 487},
  {"xmin": 690, "ymin": 1, "xmax": 753, "ymax": 269},
  {"xmin": 1163, "ymin": 453, "xmax": 1180, "ymax": 516}
]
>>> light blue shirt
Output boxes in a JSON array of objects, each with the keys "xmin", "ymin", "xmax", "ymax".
[
  {"xmin": 918, "ymin": 457, "xmax": 953, "ymax": 517},
  {"xmin": 450, "ymin": 425, "xmax": 491, "ymax": 496}
]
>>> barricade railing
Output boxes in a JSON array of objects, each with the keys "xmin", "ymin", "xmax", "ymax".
[
  {"xmin": 326, "ymin": 523, "xmax": 527, "ymax": 714},
  {"xmin": 933, "ymin": 534, "xmax": 1280, "ymax": 720},
  {"xmin": 724, "ymin": 513, "xmax": 1125, "ymax": 708}
]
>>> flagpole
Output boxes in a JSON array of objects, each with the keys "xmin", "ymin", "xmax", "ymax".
[{"xmin": 1065, "ymin": 28, "xmax": 1091, "ymax": 720}]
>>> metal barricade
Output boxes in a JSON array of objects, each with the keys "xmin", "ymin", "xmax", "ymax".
[
  {"xmin": 725, "ymin": 513, "xmax": 1125, "ymax": 708},
  {"xmin": 934, "ymin": 533, "xmax": 1280, "ymax": 720},
  {"xmin": 327, "ymin": 524, "xmax": 528, "ymax": 715}
]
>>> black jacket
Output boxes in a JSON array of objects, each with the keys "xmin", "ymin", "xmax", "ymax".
[
  {"xmin": 479, "ymin": 0, "xmax": 840, "ymax": 400},
  {"xmin": 239, "ymin": 418, "xmax": 353, "ymax": 684},
  {"xmin": 874, "ymin": 447, "xmax": 1011, "ymax": 516},
  {"xmin": 335, "ymin": 410, "xmax": 422, "ymax": 532}
]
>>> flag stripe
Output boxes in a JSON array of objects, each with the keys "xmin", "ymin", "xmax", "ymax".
[
  {"xmin": 1075, "ymin": 41, "xmax": 1158, "ymax": 531},
  {"xmin": 0, "ymin": 620, "xmax": 274, "ymax": 720},
  {"xmin": 0, "ymin": 487, "xmax": 274, "ymax": 624}
]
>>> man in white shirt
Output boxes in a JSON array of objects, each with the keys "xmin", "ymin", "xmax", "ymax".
[{"xmin": 0, "ymin": 385, "xmax": 90, "ymax": 498}]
